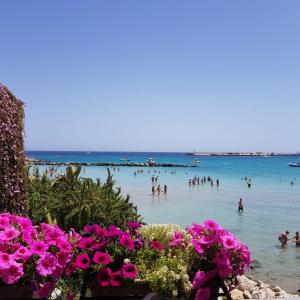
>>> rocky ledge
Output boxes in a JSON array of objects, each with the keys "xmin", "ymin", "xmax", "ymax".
[{"xmin": 230, "ymin": 275, "xmax": 298, "ymax": 299}]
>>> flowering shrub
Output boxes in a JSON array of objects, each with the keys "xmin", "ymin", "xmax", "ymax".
[
  {"xmin": 65, "ymin": 222, "xmax": 144, "ymax": 296},
  {"xmin": 184, "ymin": 220, "xmax": 251, "ymax": 300},
  {"xmin": 0, "ymin": 84, "xmax": 28, "ymax": 215},
  {"xmin": 0, "ymin": 213, "xmax": 73, "ymax": 298},
  {"xmin": 0, "ymin": 212, "xmax": 250, "ymax": 299}
]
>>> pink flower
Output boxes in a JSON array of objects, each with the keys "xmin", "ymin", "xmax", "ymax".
[
  {"xmin": 195, "ymin": 287, "xmax": 211, "ymax": 300},
  {"xmin": 97, "ymin": 267, "xmax": 112, "ymax": 286},
  {"xmin": 34, "ymin": 281, "xmax": 54, "ymax": 298},
  {"xmin": 169, "ymin": 231, "xmax": 185, "ymax": 247},
  {"xmin": 56, "ymin": 251, "xmax": 72, "ymax": 268},
  {"xmin": 218, "ymin": 264, "xmax": 233, "ymax": 278},
  {"xmin": 111, "ymin": 271, "xmax": 123, "ymax": 286},
  {"xmin": 222, "ymin": 235, "xmax": 238, "ymax": 250},
  {"xmin": 31, "ymin": 241, "xmax": 49, "ymax": 256},
  {"xmin": 56, "ymin": 236, "xmax": 72, "ymax": 253},
  {"xmin": 77, "ymin": 237, "xmax": 95, "ymax": 249},
  {"xmin": 36, "ymin": 253, "xmax": 57, "ymax": 276},
  {"xmin": 0, "ymin": 253, "xmax": 12, "ymax": 268},
  {"xmin": 74, "ymin": 254, "xmax": 90, "ymax": 270},
  {"xmin": 108, "ymin": 225, "xmax": 124, "ymax": 237},
  {"xmin": 17, "ymin": 217, "xmax": 33, "ymax": 232},
  {"xmin": 213, "ymin": 251, "xmax": 231, "ymax": 267},
  {"xmin": 1, "ymin": 261, "xmax": 24, "ymax": 284},
  {"xmin": 204, "ymin": 219, "xmax": 219, "ymax": 231},
  {"xmin": 121, "ymin": 263, "xmax": 137, "ymax": 279},
  {"xmin": 93, "ymin": 252, "xmax": 111, "ymax": 265},
  {"xmin": 150, "ymin": 240, "xmax": 164, "ymax": 251},
  {"xmin": 200, "ymin": 234, "xmax": 218, "ymax": 245},
  {"xmin": 193, "ymin": 270, "xmax": 216, "ymax": 290},
  {"xmin": 128, "ymin": 221, "xmax": 142, "ymax": 230},
  {"xmin": 0, "ymin": 227, "xmax": 20, "ymax": 241},
  {"xmin": 119, "ymin": 236, "xmax": 135, "ymax": 250},
  {"xmin": 0, "ymin": 216, "xmax": 10, "ymax": 229},
  {"xmin": 187, "ymin": 223, "xmax": 205, "ymax": 236},
  {"xmin": 67, "ymin": 292, "xmax": 76, "ymax": 300},
  {"xmin": 14, "ymin": 246, "xmax": 31, "ymax": 261},
  {"xmin": 192, "ymin": 239, "xmax": 204, "ymax": 254}
]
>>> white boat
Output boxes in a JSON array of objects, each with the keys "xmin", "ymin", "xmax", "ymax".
[
  {"xmin": 120, "ymin": 158, "xmax": 130, "ymax": 162},
  {"xmin": 192, "ymin": 159, "xmax": 200, "ymax": 163},
  {"xmin": 288, "ymin": 162, "xmax": 300, "ymax": 167},
  {"xmin": 147, "ymin": 158, "xmax": 155, "ymax": 165}
]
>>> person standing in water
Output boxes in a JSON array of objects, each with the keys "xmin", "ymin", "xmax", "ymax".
[
  {"xmin": 278, "ymin": 231, "xmax": 290, "ymax": 248},
  {"xmin": 164, "ymin": 184, "xmax": 167, "ymax": 194},
  {"xmin": 292, "ymin": 232, "xmax": 300, "ymax": 247},
  {"xmin": 216, "ymin": 179, "xmax": 219, "ymax": 187},
  {"xmin": 157, "ymin": 185, "xmax": 161, "ymax": 195},
  {"xmin": 238, "ymin": 198, "xmax": 243, "ymax": 212},
  {"xmin": 152, "ymin": 185, "xmax": 155, "ymax": 195}
]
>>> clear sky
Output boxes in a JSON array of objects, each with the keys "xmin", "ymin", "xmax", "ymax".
[{"xmin": 1, "ymin": 1, "xmax": 299, "ymax": 152}]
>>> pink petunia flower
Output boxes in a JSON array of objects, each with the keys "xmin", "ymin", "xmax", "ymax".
[
  {"xmin": 195, "ymin": 287, "xmax": 211, "ymax": 300},
  {"xmin": 111, "ymin": 271, "xmax": 123, "ymax": 286},
  {"xmin": 213, "ymin": 251, "xmax": 231, "ymax": 267},
  {"xmin": 0, "ymin": 216, "xmax": 10, "ymax": 229},
  {"xmin": 36, "ymin": 253, "xmax": 57, "ymax": 276},
  {"xmin": 93, "ymin": 252, "xmax": 111, "ymax": 265},
  {"xmin": 34, "ymin": 281, "xmax": 54, "ymax": 298},
  {"xmin": 0, "ymin": 253, "xmax": 12, "ymax": 268},
  {"xmin": 150, "ymin": 240, "xmax": 164, "ymax": 251},
  {"xmin": 192, "ymin": 239, "xmax": 204, "ymax": 254},
  {"xmin": 30, "ymin": 241, "xmax": 49, "ymax": 256},
  {"xmin": 218, "ymin": 264, "xmax": 233, "ymax": 278},
  {"xmin": 200, "ymin": 234, "xmax": 218, "ymax": 245},
  {"xmin": 97, "ymin": 267, "xmax": 112, "ymax": 286},
  {"xmin": 17, "ymin": 217, "xmax": 33, "ymax": 232},
  {"xmin": 119, "ymin": 236, "xmax": 135, "ymax": 250},
  {"xmin": 1, "ymin": 261, "xmax": 24, "ymax": 284},
  {"xmin": 56, "ymin": 236, "xmax": 72, "ymax": 253},
  {"xmin": 56, "ymin": 251, "xmax": 72, "ymax": 268},
  {"xmin": 74, "ymin": 254, "xmax": 90, "ymax": 270},
  {"xmin": 222, "ymin": 235, "xmax": 238, "ymax": 250},
  {"xmin": 127, "ymin": 221, "xmax": 142, "ymax": 230},
  {"xmin": 121, "ymin": 263, "xmax": 138, "ymax": 279},
  {"xmin": 0, "ymin": 227, "xmax": 20, "ymax": 241},
  {"xmin": 192, "ymin": 270, "xmax": 216, "ymax": 290},
  {"xmin": 204, "ymin": 219, "xmax": 219, "ymax": 231},
  {"xmin": 77, "ymin": 237, "xmax": 95, "ymax": 249},
  {"xmin": 13, "ymin": 246, "xmax": 31, "ymax": 261}
]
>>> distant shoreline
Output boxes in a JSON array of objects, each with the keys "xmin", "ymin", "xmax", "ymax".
[{"xmin": 186, "ymin": 152, "xmax": 300, "ymax": 156}]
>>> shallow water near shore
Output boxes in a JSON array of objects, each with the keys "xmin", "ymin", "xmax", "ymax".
[{"xmin": 26, "ymin": 151, "xmax": 300, "ymax": 292}]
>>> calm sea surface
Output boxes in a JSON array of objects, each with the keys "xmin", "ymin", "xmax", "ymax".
[{"xmin": 26, "ymin": 151, "xmax": 300, "ymax": 292}]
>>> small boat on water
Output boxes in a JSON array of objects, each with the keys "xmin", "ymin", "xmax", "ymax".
[
  {"xmin": 120, "ymin": 158, "xmax": 130, "ymax": 162},
  {"xmin": 147, "ymin": 158, "xmax": 155, "ymax": 165},
  {"xmin": 192, "ymin": 159, "xmax": 200, "ymax": 163},
  {"xmin": 288, "ymin": 162, "xmax": 300, "ymax": 167}
]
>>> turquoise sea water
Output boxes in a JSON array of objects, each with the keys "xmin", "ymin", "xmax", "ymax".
[{"xmin": 26, "ymin": 151, "xmax": 300, "ymax": 292}]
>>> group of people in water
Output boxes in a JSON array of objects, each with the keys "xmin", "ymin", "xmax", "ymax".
[
  {"xmin": 278, "ymin": 231, "xmax": 300, "ymax": 248},
  {"xmin": 151, "ymin": 175, "xmax": 168, "ymax": 195},
  {"xmin": 188, "ymin": 175, "xmax": 220, "ymax": 187}
]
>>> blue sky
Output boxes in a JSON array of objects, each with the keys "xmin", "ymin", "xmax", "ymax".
[{"xmin": 1, "ymin": 1, "xmax": 300, "ymax": 152}]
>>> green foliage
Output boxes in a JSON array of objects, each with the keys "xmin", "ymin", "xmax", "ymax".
[{"xmin": 28, "ymin": 165, "xmax": 141, "ymax": 230}]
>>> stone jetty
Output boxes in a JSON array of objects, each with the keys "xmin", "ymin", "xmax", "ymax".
[{"xmin": 27, "ymin": 158, "xmax": 197, "ymax": 168}]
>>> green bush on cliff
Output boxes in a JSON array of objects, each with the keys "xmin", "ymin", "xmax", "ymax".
[{"xmin": 28, "ymin": 165, "xmax": 141, "ymax": 231}]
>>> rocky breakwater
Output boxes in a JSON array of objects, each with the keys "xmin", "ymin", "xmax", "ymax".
[
  {"xmin": 26, "ymin": 158, "xmax": 197, "ymax": 168},
  {"xmin": 230, "ymin": 275, "xmax": 298, "ymax": 299}
]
